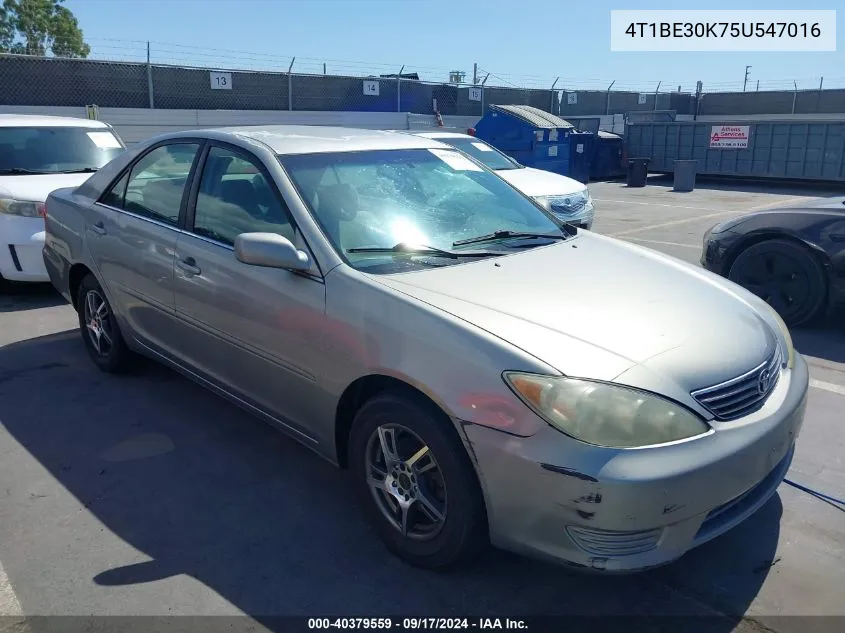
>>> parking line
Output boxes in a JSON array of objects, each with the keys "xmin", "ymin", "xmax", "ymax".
[
  {"xmin": 623, "ymin": 237, "xmax": 701, "ymax": 249},
  {"xmin": 0, "ymin": 559, "xmax": 22, "ymax": 617},
  {"xmin": 810, "ymin": 378, "xmax": 845, "ymax": 396},
  {"xmin": 592, "ymin": 198, "xmax": 723, "ymax": 213},
  {"xmin": 610, "ymin": 209, "xmax": 740, "ymax": 236},
  {"xmin": 746, "ymin": 196, "xmax": 818, "ymax": 211},
  {"xmin": 608, "ymin": 195, "xmax": 821, "ymax": 238}
]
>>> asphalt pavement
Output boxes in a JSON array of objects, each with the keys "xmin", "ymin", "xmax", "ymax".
[{"xmin": 0, "ymin": 177, "xmax": 843, "ymax": 633}]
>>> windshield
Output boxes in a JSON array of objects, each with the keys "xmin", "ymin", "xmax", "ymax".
[
  {"xmin": 434, "ymin": 137, "xmax": 521, "ymax": 171},
  {"xmin": 281, "ymin": 148, "xmax": 565, "ymax": 274},
  {"xmin": 0, "ymin": 127, "xmax": 124, "ymax": 174}
]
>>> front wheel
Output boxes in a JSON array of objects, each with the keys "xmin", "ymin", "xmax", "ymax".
[
  {"xmin": 729, "ymin": 239, "xmax": 828, "ymax": 327},
  {"xmin": 76, "ymin": 274, "xmax": 134, "ymax": 373},
  {"xmin": 348, "ymin": 392, "xmax": 487, "ymax": 569}
]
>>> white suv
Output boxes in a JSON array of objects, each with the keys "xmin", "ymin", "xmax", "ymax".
[{"xmin": 0, "ymin": 114, "xmax": 125, "ymax": 287}]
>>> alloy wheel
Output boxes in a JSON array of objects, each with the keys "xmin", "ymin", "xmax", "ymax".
[
  {"xmin": 365, "ymin": 423, "xmax": 447, "ymax": 540},
  {"xmin": 83, "ymin": 289, "xmax": 113, "ymax": 357}
]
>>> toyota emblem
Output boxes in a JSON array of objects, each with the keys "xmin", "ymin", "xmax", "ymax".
[{"xmin": 757, "ymin": 368, "xmax": 772, "ymax": 395}]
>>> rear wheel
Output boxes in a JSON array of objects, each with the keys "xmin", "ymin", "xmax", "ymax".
[
  {"xmin": 348, "ymin": 392, "xmax": 487, "ymax": 569},
  {"xmin": 729, "ymin": 238, "xmax": 827, "ymax": 327},
  {"xmin": 76, "ymin": 274, "xmax": 134, "ymax": 372}
]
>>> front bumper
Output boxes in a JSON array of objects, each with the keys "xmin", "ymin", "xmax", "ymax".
[
  {"xmin": 552, "ymin": 205, "xmax": 594, "ymax": 231},
  {"xmin": 463, "ymin": 353, "xmax": 809, "ymax": 572},
  {"xmin": 0, "ymin": 214, "xmax": 49, "ymax": 282},
  {"xmin": 700, "ymin": 230, "xmax": 736, "ymax": 273}
]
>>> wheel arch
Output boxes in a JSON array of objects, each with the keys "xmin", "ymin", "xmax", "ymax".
[
  {"xmin": 724, "ymin": 229, "xmax": 833, "ymax": 280},
  {"xmin": 334, "ymin": 373, "xmax": 461, "ymax": 469},
  {"xmin": 68, "ymin": 262, "xmax": 96, "ymax": 311}
]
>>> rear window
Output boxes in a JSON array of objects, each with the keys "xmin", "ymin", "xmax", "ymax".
[
  {"xmin": 435, "ymin": 137, "xmax": 521, "ymax": 171},
  {"xmin": 0, "ymin": 126, "xmax": 125, "ymax": 174}
]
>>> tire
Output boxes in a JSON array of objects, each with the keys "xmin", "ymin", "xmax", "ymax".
[
  {"xmin": 348, "ymin": 391, "xmax": 488, "ymax": 569},
  {"xmin": 729, "ymin": 238, "xmax": 828, "ymax": 327},
  {"xmin": 76, "ymin": 274, "xmax": 134, "ymax": 373}
]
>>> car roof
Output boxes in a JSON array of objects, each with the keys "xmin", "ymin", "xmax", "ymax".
[
  {"xmin": 157, "ymin": 125, "xmax": 450, "ymax": 155},
  {"xmin": 0, "ymin": 114, "xmax": 111, "ymax": 129}
]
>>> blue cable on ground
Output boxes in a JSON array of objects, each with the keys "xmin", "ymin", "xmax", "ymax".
[{"xmin": 783, "ymin": 478, "xmax": 845, "ymax": 507}]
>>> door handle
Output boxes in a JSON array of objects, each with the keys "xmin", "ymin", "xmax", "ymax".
[
  {"xmin": 90, "ymin": 221, "xmax": 106, "ymax": 236},
  {"xmin": 177, "ymin": 256, "xmax": 201, "ymax": 276}
]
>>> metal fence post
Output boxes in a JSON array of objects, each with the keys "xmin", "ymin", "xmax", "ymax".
[
  {"xmin": 605, "ymin": 80, "xmax": 615, "ymax": 115},
  {"xmin": 550, "ymin": 77, "xmax": 559, "ymax": 114},
  {"xmin": 396, "ymin": 65, "xmax": 404, "ymax": 113},
  {"xmin": 791, "ymin": 80, "xmax": 798, "ymax": 114},
  {"xmin": 653, "ymin": 81, "xmax": 660, "ymax": 111},
  {"xmin": 146, "ymin": 41, "xmax": 154, "ymax": 109},
  {"xmin": 287, "ymin": 57, "xmax": 295, "ymax": 111},
  {"xmin": 481, "ymin": 73, "xmax": 489, "ymax": 116}
]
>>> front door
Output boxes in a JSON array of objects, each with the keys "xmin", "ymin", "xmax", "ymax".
[
  {"xmin": 89, "ymin": 142, "xmax": 201, "ymax": 355},
  {"xmin": 171, "ymin": 144, "xmax": 327, "ymax": 437}
]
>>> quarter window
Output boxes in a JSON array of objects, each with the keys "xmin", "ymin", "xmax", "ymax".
[
  {"xmin": 101, "ymin": 143, "xmax": 200, "ymax": 225},
  {"xmin": 192, "ymin": 146, "xmax": 294, "ymax": 246}
]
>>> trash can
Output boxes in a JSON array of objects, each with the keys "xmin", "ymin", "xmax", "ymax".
[
  {"xmin": 673, "ymin": 160, "xmax": 697, "ymax": 192},
  {"xmin": 626, "ymin": 158, "xmax": 649, "ymax": 187}
]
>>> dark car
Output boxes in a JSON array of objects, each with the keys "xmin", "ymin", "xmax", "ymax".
[{"xmin": 702, "ymin": 197, "xmax": 845, "ymax": 327}]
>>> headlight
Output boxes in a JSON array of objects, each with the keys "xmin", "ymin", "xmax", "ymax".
[
  {"xmin": 535, "ymin": 190, "xmax": 591, "ymax": 216},
  {"xmin": 504, "ymin": 372, "xmax": 710, "ymax": 448},
  {"xmin": 0, "ymin": 198, "xmax": 46, "ymax": 218},
  {"xmin": 762, "ymin": 304, "xmax": 795, "ymax": 369}
]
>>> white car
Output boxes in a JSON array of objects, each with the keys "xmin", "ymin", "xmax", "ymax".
[
  {"xmin": 0, "ymin": 114, "xmax": 125, "ymax": 287},
  {"xmin": 408, "ymin": 131, "xmax": 595, "ymax": 229}
]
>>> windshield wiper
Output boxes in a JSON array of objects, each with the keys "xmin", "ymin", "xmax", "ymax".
[
  {"xmin": 347, "ymin": 242, "xmax": 503, "ymax": 259},
  {"xmin": 0, "ymin": 168, "xmax": 52, "ymax": 175},
  {"xmin": 453, "ymin": 230, "xmax": 568, "ymax": 247},
  {"xmin": 58, "ymin": 167, "xmax": 98, "ymax": 174}
]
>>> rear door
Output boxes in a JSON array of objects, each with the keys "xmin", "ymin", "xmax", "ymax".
[
  {"xmin": 90, "ymin": 141, "xmax": 202, "ymax": 355},
  {"xmin": 171, "ymin": 143, "xmax": 327, "ymax": 437}
]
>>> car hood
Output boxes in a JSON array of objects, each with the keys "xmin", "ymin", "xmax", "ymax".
[
  {"xmin": 369, "ymin": 233, "xmax": 778, "ymax": 398},
  {"xmin": 496, "ymin": 166, "xmax": 586, "ymax": 197},
  {"xmin": 0, "ymin": 173, "xmax": 94, "ymax": 202}
]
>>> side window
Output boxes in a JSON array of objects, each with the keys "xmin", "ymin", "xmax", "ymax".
[
  {"xmin": 112, "ymin": 143, "xmax": 199, "ymax": 225},
  {"xmin": 193, "ymin": 146, "xmax": 294, "ymax": 246},
  {"xmin": 100, "ymin": 171, "xmax": 129, "ymax": 208}
]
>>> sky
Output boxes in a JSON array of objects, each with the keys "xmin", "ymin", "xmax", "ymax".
[{"xmin": 64, "ymin": 0, "xmax": 843, "ymax": 92}]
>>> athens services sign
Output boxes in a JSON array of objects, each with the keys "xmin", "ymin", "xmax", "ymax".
[{"xmin": 710, "ymin": 125, "xmax": 750, "ymax": 149}]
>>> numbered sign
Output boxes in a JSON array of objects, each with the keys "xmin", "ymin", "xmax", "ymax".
[
  {"xmin": 363, "ymin": 80, "xmax": 380, "ymax": 96},
  {"xmin": 638, "ymin": 93, "xmax": 648, "ymax": 105},
  {"xmin": 210, "ymin": 71, "xmax": 232, "ymax": 90},
  {"xmin": 468, "ymin": 87, "xmax": 482, "ymax": 102},
  {"xmin": 566, "ymin": 92, "xmax": 577, "ymax": 105}
]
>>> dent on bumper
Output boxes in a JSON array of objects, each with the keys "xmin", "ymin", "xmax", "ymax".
[{"xmin": 463, "ymin": 354, "xmax": 809, "ymax": 572}]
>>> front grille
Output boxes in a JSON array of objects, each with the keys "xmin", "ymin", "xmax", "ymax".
[
  {"xmin": 691, "ymin": 349, "xmax": 782, "ymax": 421},
  {"xmin": 566, "ymin": 526, "xmax": 662, "ymax": 557}
]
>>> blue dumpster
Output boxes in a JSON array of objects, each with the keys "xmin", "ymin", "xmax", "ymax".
[
  {"xmin": 590, "ymin": 131, "xmax": 625, "ymax": 180},
  {"xmin": 473, "ymin": 104, "xmax": 575, "ymax": 176},
  {"xmin": 567, "ymin": 130, "xmax": 596, "ymax": 183}
]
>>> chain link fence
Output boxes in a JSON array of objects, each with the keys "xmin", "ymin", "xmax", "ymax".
[
  {"xmin": 0, "ymin": 53, "xmax": 564, "ymax": 116},
  {"xmin": 1, "ymin": 53, "xmax": 843, "ymax": 118}
]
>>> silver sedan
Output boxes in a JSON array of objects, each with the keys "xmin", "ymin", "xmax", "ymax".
[{"xmin": 43, "ymin": 126, "xmax": 808, "ymax": 572}]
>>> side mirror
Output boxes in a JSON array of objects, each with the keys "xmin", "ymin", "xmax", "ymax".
[{"xmin": 234, "ymin": 232, "xmax": 311, "ymax": 272}]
